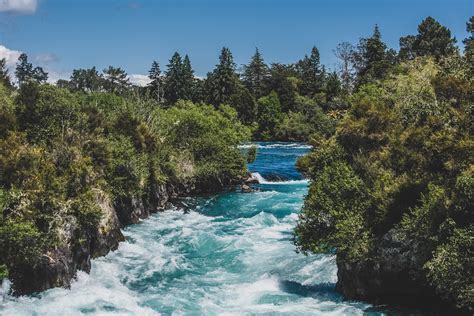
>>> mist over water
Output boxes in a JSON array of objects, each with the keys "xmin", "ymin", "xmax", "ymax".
[{"xmin": 0, "ymin": 142, "xmax": 377, "ymax": 315}]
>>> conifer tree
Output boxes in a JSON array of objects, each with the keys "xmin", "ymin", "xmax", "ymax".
[
  {"xmin": 148, "ymin": 61, "xmax": 164, "ymax": 103},
  {"xmin": 15, "ymin": 53, "xmax": 48, "ymax": 86},
  {"xmin": 206, "ymin": 47, "xmax": 239, "ymax": 107},
  {"xmin": 296, "ymin": 46, "xmax": 325, "ymax": 97},
  {"xmin": 70, "ymin": 67, "xmax": 103, "ymax": 92},
  {"xmin": 399, "ymin": 17, "xmax": 456, "ymax": 60},
  {"xmin": 102, "ymin": 66, "xmax": 129, "ymax": 94},
  {"xmin": 353, "ymin": 25, "xmax": 392, "ymax": 86},
  {"xmin": 242, "ymin": 48, "xmax": 269, "ymax": 99},
  {"xmin": 181, "ymin": 55, "xmax": 195, "ymax": 100},
  {"xmin": 164, "ymin": 52, "xmax": 185, "ymax": 105}
]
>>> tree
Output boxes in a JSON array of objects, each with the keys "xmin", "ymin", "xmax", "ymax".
[
  {"xmin": 353, "ymin": 25, "xmax": 392, "ymax": 86},
  {"xmin": 191, "ymin": 78, "xmax": 206, "ymax": 103},
  {"xmin": 399, "ymin": 35, "xmax": 417, "ymax": 60},
  {"xmin": 256, "ymin": 91, "xmax": 282, "ymax": 139},
  {"xmin": 463, "ymin": 16, "xmax": 474, "ymax": 75},
  {"xmin": 206, "ymin": 47, "xmax": 239, "ymax": 107},
  {"xmin": 229, "ymin": 84, "xmax": 257, "ymax": 124},
  {"xmin": 0, "ymin": 58, "xmax": 13, "ymax": 89},
  {"xmin": 399, "ymin": 16, "xmax": 457, "ymax": 60},
  {"xmin": 163, "ymin": 52, "xmax": 186, "ymax": 105},
  {"xmin": 333, "ymin": 42, "xmax": 355, "ymax": 92},
  {"xmin": 148, "ymin": 61, "xmax": 164, "ymax": 103},
  {"xmin": 296, "ymin": 46, "xmax": 325, "ymax": 97},
  {"xmin": 181, "ymin": 55, "xmax": 195, "ymax": 100},
  {"xmin": 242, "ymin": 48, "xmax": 269, "ymax": 99},
  {"xmin": 325, "ymin": 71, "xmax": 342, "ymax": 102},
  {"xmin": 102, "ymin": 66, "xmax": 129, "ymax": 94},
  {"xmin": 15, "ymin": 53, "xmax": 48, "ymax": 86},
  {"xmin": 69, "ymin": 67, "xmax": 103, "ymax": 92},
  {"xmin": 268, "ymin": 63, "xmax": 299, "ymax": 112}
]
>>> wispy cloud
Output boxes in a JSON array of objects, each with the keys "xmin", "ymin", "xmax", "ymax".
[
  {"xmin": 35, "ymin": 52, "xmax": 59, "ymax": 64},
  {"xmin": 0, "ymin": 0, "xmax": 38, "ymax": 14}
]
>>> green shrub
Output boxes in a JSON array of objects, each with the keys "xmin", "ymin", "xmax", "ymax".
[{"xmin": 246, "ymin": 145, "xmax": 257, "ymax": 163}]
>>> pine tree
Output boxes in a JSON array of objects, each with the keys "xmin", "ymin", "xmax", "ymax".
[
  {"xmin": 70, "ymin": 67, "xmax": 103, "ymax": 92},
  {"xmin": 399, "ymin": 16, "xmax": 456, "ymax": 60},
  {"xmin": 242, "ymin": 48, "xmax": 269, "ymax": 99},
  {"xmin": 354, "ymin": 25, "xmax": 391, "ymax": 86},
  {"xmin": 296, "ymin": 46, "xmax": 325, "ymax": 97},
  {"xmin": 102, "ymin": 66, "xmax": 129, "ymax": 94},
  {"xmin": 268, "ymin": 63, "xmax": 298, "ymax": 113},
  {"xmin": 181, "ymin": 55, "xmax": 195, "ymax": 100},
  {"xmin": 15, "ymin": 53, "xmax": 48, "ymax": 86},
  {"xmin": 206, "ymin": 47, "xmax": 239, "ymax": 107},
  {"xmin": 148, "ymin": 61, "xmax": 164, "ymax": 102},
  {"xmin": 0, "ymin": 58, "xmax": 13, "ymax": 89},
  {"xmin": 164, "ymin": 52, "xmax": 185, "ymax": 105}
]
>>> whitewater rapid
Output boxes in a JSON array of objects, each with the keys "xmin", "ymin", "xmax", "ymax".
[{"xmin": 0, "ymin": 142, "xmax": 374, "ymax": 315}]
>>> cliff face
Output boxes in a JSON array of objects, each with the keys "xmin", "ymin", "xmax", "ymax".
[
  {"xmin": 9, "ymin": 189, "xmax": 124, "ymax": 295},
  {"xmin": 8, "ymin": 175, "xmax": 246, "ymax": 296},
  {"xmin": 335, "ymin": 228, "xmax": 465, "ymax": 313}
]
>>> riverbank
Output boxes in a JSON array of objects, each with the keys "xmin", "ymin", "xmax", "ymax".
[
  {"xmin": 1, "ymin": 142, "xmax": 376, "ymax": 315},
  {"xmin": 0, "ymin": 85, "xmax": 252, "ymax": 296}
]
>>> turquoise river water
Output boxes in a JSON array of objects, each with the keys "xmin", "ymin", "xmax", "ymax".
[{"xmin": 0, "ymin": 142, "xmax": 388, "ymax": 315}]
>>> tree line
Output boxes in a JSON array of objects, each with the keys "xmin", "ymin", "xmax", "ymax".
[{"xmin": 1, "ymin": 16, "xmax": 468, "ymax": 141}]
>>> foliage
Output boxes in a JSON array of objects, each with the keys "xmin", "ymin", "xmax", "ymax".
[
  {"xmin": 15, "ymin": 53, "xmax": 48, "ymax": 86},
  {"xmin": 256, "ymin": 91, "xmax": 282, "ymax": 140},
  {"xmin": 352, "ymin": 25, "xmax": 395, "ymax": 86},
  {"xmin": 206, "ymin": 47, "xmax": 239, "ymax": 107},
  {"xmin": 0, "ymin": 58, "xmax": 13, "ymax": 90},
  {"xmin": 0, "ymin": 81, "xmax": 250, "ymax": 286},
  {"xmin": 294, "ymin": 49, "xmax": 473, "ymax": 309},
  {"xmin": 242, "ymin": 48, "xmax": 269, "ymax": 99},
  {"xmin": 246, "ymin": 145, "xmax": 257, "ymax": 164},
  {"xmin": 399, "ymin": 16, "xmax": 457, "ymax": 60},
  {"xmin": 296, "ymin": 46, "xmax": 325, "ymax": 97}
]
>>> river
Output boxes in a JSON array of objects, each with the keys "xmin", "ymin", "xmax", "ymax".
[{"xmin": 1, "ymin": 142, "xmax": 380, "ymax": 315}]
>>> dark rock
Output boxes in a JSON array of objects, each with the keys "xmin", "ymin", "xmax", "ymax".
[
  {"xmin": 8, "ymin": 174, "xmax": 241, "ymax": 295},
  {"xmin": 241, "ymin": 184, "xmax": 253, "ymax": 192},
  {"xmin": 10, "ymin": 190, "xmax": 124, "ymax": 296},
  {"xmin": 336, "ymin": 228, "xmax": 448, "ymax": 309}
]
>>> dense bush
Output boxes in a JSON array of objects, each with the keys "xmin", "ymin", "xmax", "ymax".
[
  {"xmin": 0, "ymin": 83, "xmax": 250, "ymax": 286},
  {"xmin": 294, "ymin": 56, "xmax": 473, "ymax": 310}
]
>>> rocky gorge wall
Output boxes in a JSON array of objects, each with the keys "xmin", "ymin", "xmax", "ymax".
[{"xmin": 9, "ymin": 175, "xmax": 249, "ymax": 296}]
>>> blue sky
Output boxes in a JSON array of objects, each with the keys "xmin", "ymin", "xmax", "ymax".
[{"xmin": 0, "ymin": 0, "xmax": 472, "ymax": 84}]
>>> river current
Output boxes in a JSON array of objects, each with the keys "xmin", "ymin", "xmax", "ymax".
[{"xmin": 1, "ymin": 142, "xmax": 381, "ymax": 315}]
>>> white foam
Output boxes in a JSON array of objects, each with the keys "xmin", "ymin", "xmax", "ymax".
[
  {"xmin": 250, "ymin": 172, "xmax": 309, "ymax": 185},
  {"xmin": 239, "ymin": 143, "xmax": 312, "ymax": 149}
]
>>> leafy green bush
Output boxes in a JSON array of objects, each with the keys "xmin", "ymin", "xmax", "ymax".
[
  {"xmin": 246, "ymin": 145, "xmax": 257, "ymax": 164},
  {"xmin": 294, "ymin": 56, "xmax": 473, "ymax": 309},
  {"xmin": 0, "ymin": 84, "xmax": 251, "ymax": 288}
]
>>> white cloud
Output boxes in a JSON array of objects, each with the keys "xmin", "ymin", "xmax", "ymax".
[
  {"xmin": 46, "ymin": 68, "xmax": 70, "ymax": 84},
  {"xmin": 0, "ymin": 0, "xmax": 37, "ymax": 14},
  {"xmin": 129, "ymin": 74, "xmax": 151, "ymax": 87},
  {"xmin": 0, "ymin": 44, "xmax": 22, "ymax": 66},
  {"xmin": 0, "ymin": 44, "xmax": 67, "ymax": 84}
]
